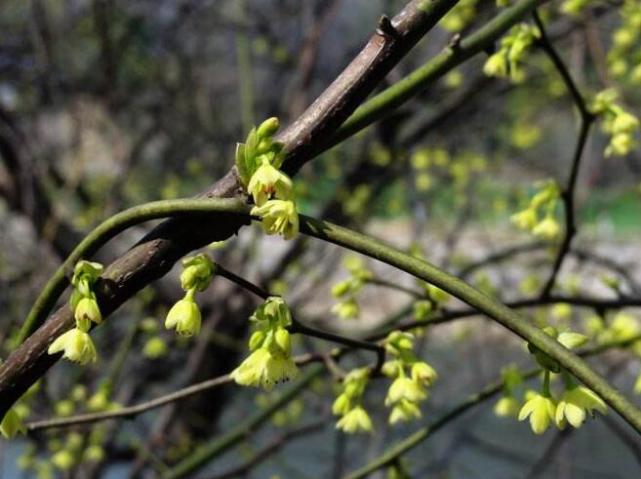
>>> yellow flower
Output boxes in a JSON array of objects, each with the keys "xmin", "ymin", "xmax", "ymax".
[
  {"xmin": 336, "ymin": 406, "xmax": 373, "ymax": 433},
  {"xmin": 231, "ymin": 348, "xmax": 298, "ymax": 390},
  {"xmin": 389, "ymin": 399, "xmax": 422, "ymax": 424},
  {"xmin": 142, "ymin": 337, "xmax": 168, "ymax": 359},
  {"xmin": 48, "ymin": 328, "xmax": 97, "ymax": 365},
  {"xmin": 518, "ymin": 392, "xmax": 556, "ymax": 434},
  {"xmin": 606, "ymin": 133, "xmax": 635, "ymax": 157},
  {"xmin": 411, "ymin": 361, "xmax": 438, "ymax": 386},
  {"xmin": 385, "ymin": 376, "xmax": 427, "ymax": 406},
  {"xmin": 331, "ymin": 299, "xmax": 359, "ymax": 320},
  {"xmin": 247, "ymin": 161, "xmax": 293, "ymax": 206},
  {"xmin": 74, "ymin": 297, "xmax": 102, "ymax": 327},
  {"xmin": 511, "ymin": 208, "xmax": 537, "ymax": 231},
  {"xmin": 555, "ymin": 386, "xmax": 607, "ymax": 428},
  {"xmin": 532, "ymin": 216, "xmax": 561, "ymax": 241},
  {"xmin": 494, "ymin": 396, "xmax": 520, "ymax": 418},
  {"xmin": 332, "ymin": 393, "xmax": 352, "ymax": 416},
  {"xmin": 483, "ymin": 52, "xmax": 508, "ymax": 77},
  {"xmin": 251, "ymin": 200, "xmax": 299, "ymax": 239},
  {"xmin": 165, "ymin": 294, "xmax": 201, "ymax": 336}
]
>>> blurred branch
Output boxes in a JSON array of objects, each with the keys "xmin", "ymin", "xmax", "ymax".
[
  {"xmin": 298, "ymin": 214, "xmax": 641, "ymax": 434},
  {"xmin": 344, "ymin": 336, "xmax": 640, "ymax": 478},
  {"xmin": 206, "ymin": 421, "xmax": 325, "ymax": 479},
  {"xmin": 165, "ymin": 364, "xmax": 324, "ymax": 479},
  {"xmin": 533, "ymin": 10, "xmax": 595, "ymax": 298},
  {"xmin": 328, "ymin": 0, "xmax": 549, "ymax": 149}
]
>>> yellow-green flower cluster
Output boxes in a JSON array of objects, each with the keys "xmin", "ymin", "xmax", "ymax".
[
  {"xmin": 236, "ymin": 117, "xmax": 299, "ymax": 239},
  {"xmin": 515, "ymin": 327, "xmax": 607, "ymax": 434},
  {"xmin": 48, "ymin": 261, "xmax": 104, "ymax": 365},
  {"xmin": 606, "ymin": 0, "xmax": 641, "ymax": 84},
  {"xmin": 590, "ymin": 89, "xmax": 640, "ymax": 157},
  {"xmin": 165, "ymin": 254, "xmax": 215, "ymax": 336},
  {"xmin": 483, "ymin": 24, "xmax": 540, "ymax": 83},
  {"xmin": 332, "ymin": 368, "xmax": 373, "ymax": 433},
  {"xmin": 409, "ymin": 147, "xmax": 487, "ymax": 194},
  {"xmin": 510, "ymin": 181, "xmax": 561, "ymax": 241},
  {"xmin": 382, "ymin": 332, "xmax": 437, "ymax": 425},
  {"xmin": 331, "ymin": 255, "xmax": 373, "ymax": 320},
  {"xmin": 231, "ymin": 297, "xmax": 298, "ymax": 390}
]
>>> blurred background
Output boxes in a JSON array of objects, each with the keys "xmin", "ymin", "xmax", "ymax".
[{"xmin": 1, "ymin": 0, "xmax": 641, "ymax": 477}]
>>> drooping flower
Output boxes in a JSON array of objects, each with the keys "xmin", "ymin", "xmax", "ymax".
[
  {"xmin": 389, "ymin": 399, "xmax": 422, "ymax": 424},
  {"xmin": 335, "ymin": 406, "xmax": 373, "ymax": 433},
  {"xmin": 248, "ymin": 160, "xmax": 293, "ymax": 206},
  {"xmin": 555, "ymin": 385, "xmax": 607, "ymax": 428},
  {"xmin": 532, "ymin": 215, "xmax": 561, "ymax": 241},
  {"xmin": 74, "ymin": 296, "xmax": 102, "ymax": 326},
  {"xmin": 511, "ymin": 208, "xmax": 538, "ymax": 230},
  {"xmin": 48, "ymin": 328, "xmax": 98, "ymax": 365},
  {"xmin": 494, "ymin": 396, "xmax": 521, "ymax": 418},
  {"xmin": 385, "ymin": 376, "xmax": 427, "ymax": 406},
  {"xmin": 251, "ymin": 200, "xmax": 299, "ymax": 239},
  {"xmin": 165, "ymin": 291, "xmax": 202, "ymax": 336},
  {"xmin": 230, "ymin": 347, "xmax": 297, "ymax": 390},
  {"xmin": 518, "ymin": 391, "xmax": 556, "ymax": 434}
]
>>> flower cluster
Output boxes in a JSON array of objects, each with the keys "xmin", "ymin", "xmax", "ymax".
[
  {"xmin": 331, "ymin": 255, "xmax": 373, "ymax": 320},
  {"xmin": 165, "ymin": 254, "xmax": 216, "ymax": 336},
  {"xmin": 483, "ymin": 24, "xmax": 540, "ymax": 83},
  {"xmin": 382, "ymin": 332, "xmax": 437, "ymax": 424},
  {"xmin": 497, "ymin": 326, "xmax": 608, "ymax": 435},
  {"xmin": 510, "ymin": 180, "xmax": 561, "ymax": 241},
  {"xmin": 48, "ymin": 261, "xmax": 104, "ymax": 365},
  {"xmin": 605, "ymin": 0, "xmax": 641, "ymax": 85},
  {"xmin": 236, "ymin": 117, "xmax": 299, "ymax": 239},
  {"xmin": 590, "ymin": 89, "xmax": 640, "ymax": 157},
  {"xmin": 231, "ymin": 297, "xmax": 298, "ymax": 390},
  {"xmin": 332, "ymin": 368, "xmax": 373, "ymax": 433}
]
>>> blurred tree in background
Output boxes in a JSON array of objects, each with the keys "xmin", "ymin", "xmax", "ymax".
[{"xmin": 1, "ymin": 0, "xmax": 641, "ymax": 478}]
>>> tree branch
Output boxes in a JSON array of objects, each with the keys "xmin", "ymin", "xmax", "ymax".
[
  {"xmin": 298, "ymin": 214, "xmax": 641, "ymax": 434},
  {"xmin": 533, "ymin": 10, "xmax": 595, "ymax": 298}
]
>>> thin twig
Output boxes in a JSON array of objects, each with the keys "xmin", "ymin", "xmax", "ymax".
[{"xmin": 532, "ymin": 10, "xmax": 595, "ymax": 298}]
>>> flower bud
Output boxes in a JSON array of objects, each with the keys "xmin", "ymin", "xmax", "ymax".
[
  {"xmin": 257, "ymin": 117, "xmax": 280, "ymax": 139},
  {"xmin": 75, "ymin": 297, "xmax": 102, "ymax": 326}
]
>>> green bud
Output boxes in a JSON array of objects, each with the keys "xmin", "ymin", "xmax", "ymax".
[
  {"xmin": 142, "ymin": 337, "xmax": 168, "ymax": 359},
  {"xmin": 249, "ymin": 330, "xmax": 266, "ymax": 351},
  {"xmin": 51, "ymin": 450, "xmax": 75, "ymax": 471},
  {"xmin": 74, "ymin": 296, "xmax": 102, "ymax": 326},
  {"xmin": 257, "ymin": 117, "xmax": 280, "ymax": 139},
  {"xmin": 274, "ymin": 328, "xmax": 291, "ymax": 355}
]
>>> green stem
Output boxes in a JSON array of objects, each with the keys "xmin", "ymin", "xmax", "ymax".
[
  {"xmin": 163, "ymin": 365, "xmax": 323, "ymax": 479},
  {"xmin": 298, "ymin": 215, "xmax": 641, "ymax": 434},
  {"xmin": 17, "ymin": 198, "xmax": 250, "ymax": 343},
  {"xmin": 327, "ymin": 0, "xmax": 548, "ymax": 148}
]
